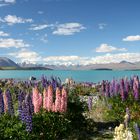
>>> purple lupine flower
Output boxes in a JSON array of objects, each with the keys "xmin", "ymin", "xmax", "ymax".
[
  {"xmin": 120, "ymin": 79, "xmax": 128, "ymax": 101},
  {"xmin": 41, "ymin": 75, "xmax": 47, "ymax": 88},
  {"xmin": 114, "ymin": 82, "xmax": 120, "ymax": 96},
  {"xmin": 134, "ymin": 123, "xmax": 140, "ymax": 140},
  {"xmin": 28, "ymin": 93, "xmax": 34, "ymax": 114},
  {"xmin": 120, "ymin": 78, "xmax": 125, "ymax": 90},
  {"xmin": 109, "ymin": 83, "xmax": 114, "ymax": 97},
  {"xmin": 135, "ymin": 76, "xmax": 139, "ymax": 89},
  {"xmin": 125, "ymin": 80, "xmax": 130, "ymax": 94},
  {"xmin": 120, "ymin": 88, "xmax": 125, "ymax": 101},
  {"xmin": 112, "ymin": 79, "xmax": 116, "ymax": 92},
  {"xmin": 18, "ymin": 90, "xmax": 25, "ymax": 120},
  {"xmin": 88, "ymin": 96, "xmax": 93, "ymax": 111},
  {"xmin": 6, "ymin": 89, "xmax": 14, "ymax": 115},
  {"xmin": 124, "ymin": 108, "xmax": 130, "ymax": 128},
  {"xmin": 101, "ymin": 80, "xmax": 106, "ymax": 96},
  {"xmin": 25, "ymin": 94, "xmax": 33, "ymax": 132},
  {"xmin": 51, "ymin": 76, "xmax": 57, "ymax": 91},
  {"xmin": 21, "ymin": 94, "xmax": 33, "ymax": 132},
  {"xmin": 134, "ymin": 88, "xmax": 139, "ymax": 100},
  {"xmin": 0, "ymin": 89, "xmax": 4, "ymax": 115},
  {"xmin": 21, "ymin": 100, "xmax": 27, "ymax": 122},
  {"xmin": 130, "ymin": 76, "xmax": 133, "ymax": 90},
  {"xmin": 105, "ymin": 81, "xmax": 110, "ymax": 97}
]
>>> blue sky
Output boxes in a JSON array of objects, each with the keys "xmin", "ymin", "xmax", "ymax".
[{"xmin": 0, "ymin": 0, "xmax": 140, "ymax": 65}]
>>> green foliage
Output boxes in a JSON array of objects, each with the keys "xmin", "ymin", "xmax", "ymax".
[
  {"xmin": 66, "ymin": 87, "xmax": 88, "ymax": 132},
  {"xmin": 104, "ymin": 93, "xmax": 140, "ymax": 123},
  {"xmin": 0, "ymin": 114, "xmax": 28, "ymax": 140},
  {"xmin": 31, "ymin": 110, "xmax": 70, "ymax": 139}
]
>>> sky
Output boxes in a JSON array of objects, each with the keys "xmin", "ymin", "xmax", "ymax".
[{"xmin": 0, "ymin": 0, "xmax": 140, "ymax": 65}]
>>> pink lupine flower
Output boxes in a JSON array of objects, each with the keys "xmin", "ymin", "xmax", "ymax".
[
  {"xmin": 43, "ymin": 88, "xmax": 48, "ymax": 110},
  {"xmin": 60, "ymin": 87, "xmax": 67, "ymax": 112},
  {"xmin": 3, "ymin": 91, "xmax": 8, "ymax": 113},
  {"xmin": 38, "ymin": 93, "xmax": 42, "ymax": 109},
  {"xmin": 47, "ymin": 85, "xmax": 53, "ymax": 111},
  {"xmin": 32, "ymin": 87, "xmax": 42, "ymax": 113},
  {"xmin": 52, "ymin": 103, "xmax": 55, "ymax": 112},
  {"xmin": 55, "ymin": 87, "xmax": 61, "ymax": 112}
]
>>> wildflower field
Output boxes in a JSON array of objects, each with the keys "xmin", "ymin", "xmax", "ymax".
[{"xmin": 0, "ymin": 75, "xmax": 140, "ymax": 140}]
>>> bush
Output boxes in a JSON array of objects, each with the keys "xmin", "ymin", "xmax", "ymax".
[{"xmin": 0, "ymin": 114, "xmax": 28, "ymax": 140}]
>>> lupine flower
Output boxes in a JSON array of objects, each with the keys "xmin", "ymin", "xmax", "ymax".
[
  {"xmin": 28, "ymin": 93, "xmax": 34, "ymax": 114},
  {"xmin": 134, "ymin": 123, "xmax": 140, "ymax": 140},
  {"xmin": 25, "ymin": 94, "xmax": 33, "ymax": 132},
  {"xmin": 101, "ymin": 80, "xmax": 106, "ymax": 96},
  {"xmin": 109, "ymin": 83, "xmax": 114, "ymax": 97},
  {"xmin": 60, "ymin": 87, "xmax": 67, "ymax": 112},
  {"xmin": 43, "ymin": 88, "xmax": 48, "ymax": 110},
  {"xmin": 21, "ymin": 94, "xmax": 33, "ymax": 132},
  {"xmin": 41, "ymin": 75, "xmax": 47, "ymax": 88},
  {"xmin": 133, "ymin": 83, "xmax": 139, "ymax": 100},
  {"xmin": 3, "ymin": 91, "xmax": 8, "ymax": 113},
  {"xmin": 32, "ymin": 87, "xmax": 42, "ymax": 113},
  {"xmin": 47, "ymin": 85, "xmax": 53, "ymax": 111},
  {"xmin": 124, "ymin": 108, "xmax": 130, "ymax": 128},
  {"xmin": 18, "ymin": 90, "xmax": 25, "ymax": 119},
  {"xmin": 39, "ymin": 93, "xmax": 42, "ymax": 109},
  {"xmin": 114, "ymin": 123, "xmax": 133, "ymax": 140},
  {"xmin": 134, "ymin": 76, "xmax": 139, "ymax": 89},
  {"xmin": 52, "ymin": 103, "xmax": 55, "ymax": 112},
  {"xmin": 0, "ymin": 89, "xmax": 4, "ymax": 115},
  {"xmin": 51, "ymin": 76, "xmax": 57, "ymax": 91},
  {"xmin": 87, "ymin": 96, "xmax": 93, "ymax": 111},
  {"xmin": 120, "ymin": 88, "xmax": 126, "ymax": 101},
  {"xmin": 130, "ymin": 77, "xmax": 133, "ymax": 89},
  {"xmin": 55, "ymin": 87, "xmax": 61, "ymax": 112},
  {"xmin": 125, "ymin": 80, "xmax": 130, "ymax": 94},
  {"xmin": 21, "ymin": 100, "xmax": 27, "ymax": 122},
  {"xmin": 114, "ymin": 82, "xmax": 120, "ymax": 95},
  {"xmin": 3, "ymin": 89, "xmax": 14, "ymax": 115},
  {"xmin": 120, "ymin": 79, "xmax": 125, "ymax": 90},
  {"xmin": 105, "ymin": 81, "xmax": 110, "ymax": 97}
]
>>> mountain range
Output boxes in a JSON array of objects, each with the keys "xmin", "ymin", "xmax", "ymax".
[{"xmin": 0, "ymin": 57, "xmax": 140, "ymax": 70}]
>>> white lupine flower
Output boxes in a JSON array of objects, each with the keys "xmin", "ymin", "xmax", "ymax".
[{"xmin": 113, "ymin": 124, "xmax": 133, "ymax": 140}]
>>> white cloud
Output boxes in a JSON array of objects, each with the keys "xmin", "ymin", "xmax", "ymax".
[
  {"xmin": 0, "ymin": 15, "xmax": 33, "ymax": 25},
  {"xmin": 96, "ymin": 43, "xmax": 127, "ymax": 53},
  {"xmin": 43, "ymin": 56, "xmax": 87, "ymax": 65},
  {"xmin": 0, "ymin": 3, "xmax": 7, "ymax": 7},
  {"xmin": 43, "ymin": 53, "xmax": 140, "ymax": 65},
  {"xmin": 0, "ymin": 31, "xmax": 9, "ymax": 36},
  {"xmin": 29, "ymin": 24, "xmax": 49, "ymax": 30},
  {"xmin": 0, "ymin": 38, "xmax": 29, "ymax": 48},
  {"xmin": 38, "ymin": 11, "xmax": 44, "ymax": 14},
  {"xmin": 40, "ymin": 34, "xmax": 48, "ymax": 43},
  {"xmin": 44, "ymin": 56, "xmax": 80, "ymax": 61},
  {"xmin": 98, "ymin": 23, "xmax": 106, "ymax": 30},
  {"xmin": 123, "ymin": 35, "xmax": 140, "ymax": 41},
  {"xmin": 0, "ymin": 0, "xmax": 15, "ymax": 7},
  {"xmin": 8, "ymin": 48, "xmax": 41, "ymax": 63},
  {"xmin": 53, "ymin": 22, "xmax": 86, "ymax": 35},
  {"xmin": 91, "ymin": 53, "xmax": 140, "ymax": 64}
]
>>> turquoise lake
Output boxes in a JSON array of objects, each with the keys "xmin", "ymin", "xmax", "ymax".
[{"xmin": 0, "ymin": 70, "xmax": 140, "ymax": 83}]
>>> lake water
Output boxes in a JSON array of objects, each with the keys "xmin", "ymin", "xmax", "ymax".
[{"xmin": 0, "ymin": 70, "xmax": 140, "ymax": 83}]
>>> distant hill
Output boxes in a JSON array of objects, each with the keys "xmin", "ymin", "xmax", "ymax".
[
  {"xmin": 119, "ymin": 61, "xmax": 135, "ymax": 65},
  {"xmin": 44, "ymin": 61, "xmax": 140, "ymax": 70},
  {"xmin": 0, "ymin": 57, "xmax": 19, "ymax": 67},
  {"xmin": 17, "ymin": 67, "xmax": 53, "ymax": 70},
  {"xmin": 0, "ymin": 57, "xmax": 140, "ymax": 70}
]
